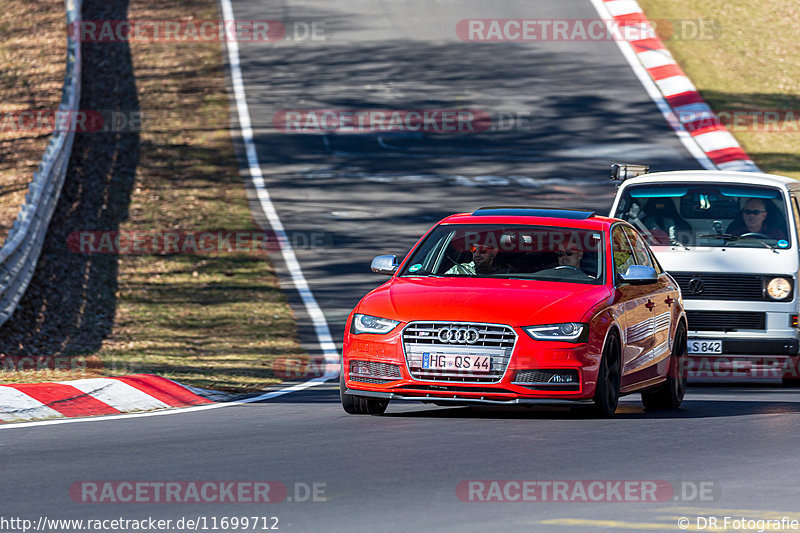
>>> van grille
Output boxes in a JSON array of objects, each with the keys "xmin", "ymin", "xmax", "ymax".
[{"xmin": 670, "ymin": 273, "xmax": 763, "ymax": 300}]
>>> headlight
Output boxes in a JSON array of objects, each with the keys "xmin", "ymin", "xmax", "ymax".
[
  {"xmin": 767, "ymin": 277, "xmax": 792, "ymax": 300},
  {"xmin": 522, "ymin": 323, "xmax": 587, "ymax": 342},
  {"xmin": 351, "ymin": 314, "xmax": 400, "ymax": 335}
]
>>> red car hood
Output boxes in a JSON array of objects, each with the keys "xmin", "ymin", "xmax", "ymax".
[{"xmin": 357, "ymin": 277, "xmax": 612, "ymax": 326}]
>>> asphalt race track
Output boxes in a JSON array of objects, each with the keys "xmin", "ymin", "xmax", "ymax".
[
  {"xmin": 3, "ymin": 386, "xmax": 800, "ymax": 532},
  {"xmin": 5, "ymin": 1, "xmax": 799, "ymax": 533}
]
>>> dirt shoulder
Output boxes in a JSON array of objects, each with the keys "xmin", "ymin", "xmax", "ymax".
[
  {"xmin": 0, "ymin": 0, "xmax": 307, "ymax": 392},
  {"xmin": 0, "ymin": 0, "xmax": 66, "ymax": 243}
]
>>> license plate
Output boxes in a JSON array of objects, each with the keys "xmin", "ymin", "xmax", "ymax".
[
  {"xmin": 688, "ymin": 339, "xmax": 723, "ymax": 354},
  {"xmin": 421, "ymin": 353, "xmax": 491, "ymax": 372}
]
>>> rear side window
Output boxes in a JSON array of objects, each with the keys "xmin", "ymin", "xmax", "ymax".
[
  {"xmin": 611, "ymin": 226, "xmax": 635, "ymax": 276},
  {"xmin": 623, "ymin": 226, "xmax": 654, "ymax": 268}
]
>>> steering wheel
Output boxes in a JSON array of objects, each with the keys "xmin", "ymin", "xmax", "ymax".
[
  {"xmin": 739, "ymin": 232, "xmax": 770, "ymax": 239},
  {"xmin": 554, "ymin": 265, "xmax": 582, "ymax": 271}
]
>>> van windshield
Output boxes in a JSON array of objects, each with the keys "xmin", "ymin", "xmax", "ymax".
[{"xmin": 614, "ymin": 184, "xmax": 791, "ymax": 249}]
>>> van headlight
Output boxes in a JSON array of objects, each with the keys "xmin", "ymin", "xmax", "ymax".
[{"xmin": 766, "ymin": 277, "xmax": 792, "ymax": 300}]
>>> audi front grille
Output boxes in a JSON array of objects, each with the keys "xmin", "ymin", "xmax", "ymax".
[{"xmin": 402, "ymin": 322, "xmax": 517, "ymax": 383}]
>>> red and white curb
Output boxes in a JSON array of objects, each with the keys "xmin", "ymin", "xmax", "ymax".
[
  {"xmin": 0, "ymin": 374, "xmax": 212, "ymax": 423},
  {"xmin": 592, "ymin": 0, "xmax": 759, "ymax": 172}
]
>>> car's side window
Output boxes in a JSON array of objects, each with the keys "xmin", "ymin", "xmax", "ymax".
[
  {"xmin": 790, "ymin": 195, "xmax": 800, "ymax": 243},
  {"xmin": 612, "ymin": 226, "xmax": 635, "ymax": 276},
  {"xmin": 623, "ymin": 226, "xmax": 654, "ymax": 268}
]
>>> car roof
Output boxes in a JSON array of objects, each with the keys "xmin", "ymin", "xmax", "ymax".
[
  {"xmin": 439, "ymin": 207, "xmax": 618, "ymax": 230},
  {"xmin": 618, "ymin": 170, "xmax": 796, "ymax": 189}
]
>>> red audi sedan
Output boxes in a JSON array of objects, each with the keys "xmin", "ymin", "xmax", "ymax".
[{"xmin": 340, "ymin": 207, "xmax": 687, "ymax": 417}]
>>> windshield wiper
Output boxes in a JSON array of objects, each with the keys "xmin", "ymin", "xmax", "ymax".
[{"xmin": 699, "ymin": 233, "xmax": 779, "ymax": 252}]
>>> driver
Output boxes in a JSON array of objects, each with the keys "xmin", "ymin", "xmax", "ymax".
[
  {"xmin": 446, "ymin": 244, "xmax": 500, "ymax": 275},
  {"xmin": 728, "ymin": 198, "xmax": 787, "ymax": 239}
]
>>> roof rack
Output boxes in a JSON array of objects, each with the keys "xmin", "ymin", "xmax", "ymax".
[
  {"xmin": 610, "ymin": 163, "xmax": 650, "ymax": 182},
  {"xmin": 471, "ymin": 207, "xmax": 596, "ymax": 219}
]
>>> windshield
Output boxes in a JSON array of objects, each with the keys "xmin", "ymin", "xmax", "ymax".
[
  {"xmin": 614, "ymin": 184, "xmax": 791, "ymax": 249},
  {"xmin": 399, "ymin": 224, "xmax": 605, "ymax": 284}
]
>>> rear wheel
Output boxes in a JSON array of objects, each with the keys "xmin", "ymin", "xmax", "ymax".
[
  {"xmin": 339, "ymin": 368, "xmax": 389, "ymax": 415},
  {"xmin": 641, "ymin": 323, "xmax": 687, "ymax": 410},
  {"xmin": 591, "ymin": 330, "xmax": 621, "ymax": 418}
]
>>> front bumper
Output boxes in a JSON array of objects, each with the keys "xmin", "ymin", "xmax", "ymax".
[
  {"xmin": 344, "ymin": 388, "xmax": 594, "ymax": 406},
  {"xmin": 685, "ymin": 336, "xmax": 800, "ymax": 379},
  {"xmin": 687, "ymin": 337, "xmax": 799, "ymax": 356},
  {"xmin": 344, "ymin": 325, "xmax": 603, "ymax": 402}
]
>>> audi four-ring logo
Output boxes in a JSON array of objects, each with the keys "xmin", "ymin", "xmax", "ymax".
[{"xmin": 437, "ymin": 327, "xmax": 480, "ymax": 344}]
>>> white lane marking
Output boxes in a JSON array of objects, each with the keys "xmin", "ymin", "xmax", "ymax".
[
  {"xmin": 219, "ymin": 0, "xmax": 339, "ymax": 377},
  {"xmin": 0, "ymin": 388, "xmax": 64, "ymax": 422},
  {"xmin": 58, "ymin": 378, "xmax": 171, "ymax": 412},
  {"xmin": 588, "ymin": 0, "xmax": 717, "ymax": 170}
]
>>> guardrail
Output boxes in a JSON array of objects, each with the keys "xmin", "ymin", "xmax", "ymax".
[{"xmin": 0, "ymin": 0, "xmax": 82, "ymax": 326}]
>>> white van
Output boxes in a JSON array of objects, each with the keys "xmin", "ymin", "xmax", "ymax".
[{"xmin": 609, "ymin": 167, "xmax": 800, "ymax": 385}]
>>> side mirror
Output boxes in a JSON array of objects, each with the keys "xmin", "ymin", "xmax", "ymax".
[
  {"xmin": 619, "ymin": 265, "xmax": 658, "ymax": 285},
  {"xmin": 371, "ymin": 255, "xmax": 399, "ymax": 275}
]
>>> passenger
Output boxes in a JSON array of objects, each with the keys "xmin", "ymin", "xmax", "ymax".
[
  {"xmin": 533, "ymin": 242, "xmax": 592, "ymax": 280},
  {"xmin": 446, "ymin": 244, "xmax": 500, "ymax": 275},
  {"xmin": 727, "ymin": 198, "xmax": 787, "ymax": 239}
]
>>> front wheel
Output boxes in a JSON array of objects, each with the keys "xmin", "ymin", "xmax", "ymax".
[
  {"xmin": 641, "ymin": 323, "xmax": 687, "ymax": 410},
  {"xmin": 591, "ymin": 330, "xmax": 621, "ymax": 418},
  {"xmin": 339, "ymin": 369, "xmax": 389, "ymax": 415},
  {"xmin": 782, "ymin": 357, "xmax": 800, "ymax": 387}
]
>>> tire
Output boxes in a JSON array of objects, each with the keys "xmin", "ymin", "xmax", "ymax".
[
  {"xmin": 782, "ymin": 357, "xmax": 800, "ymax": 387},
  {"xmin": 641, "ymin": 323, "xmax": 687, "ymax": 410},
  {"xmin": 591, "ymin": 330, "xmax": 621, "ymax": 418},
  {"xmin": 339, "ymin": 369, "xmax": 389, "ymax": 415}
]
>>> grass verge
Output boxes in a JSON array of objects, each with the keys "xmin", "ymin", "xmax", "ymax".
[
  {"xmin": 0, "ymin": 0, "xmax": 65, "ymax": 242},
  {"xmin": 638, "ymin": 0, "xmax": 800, "ymax": 179},
  {"xmin": 0, "ymin": 0, "xmax": 307, "ymax": 391}
]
